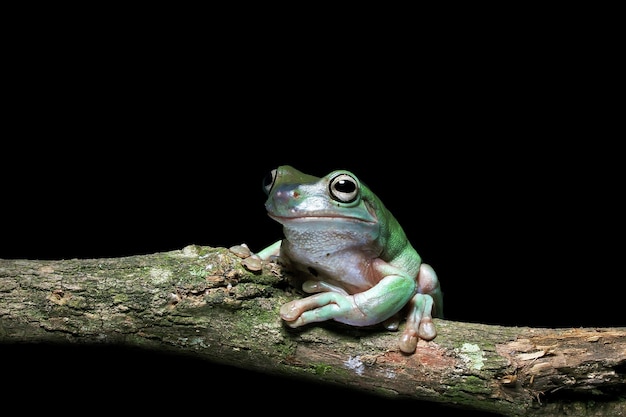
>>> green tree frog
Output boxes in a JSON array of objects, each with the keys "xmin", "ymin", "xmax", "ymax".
[{"xmin": 252, "ymin": 165, "xmax": 443, "ymax": 354}]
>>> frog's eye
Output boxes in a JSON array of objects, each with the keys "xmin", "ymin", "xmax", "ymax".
[
  {"xmin": 263, "ymin": 169, "xmax": 277, "ymax": 195},
  {"xmin": 329, "ymin": 173, "xmax": 359, "ymax": 203}
]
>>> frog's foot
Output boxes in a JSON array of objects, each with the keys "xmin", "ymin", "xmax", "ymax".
[
  {"xmin": 240, "ymin": 254, "xmax": 262, "ymax": 271},
  {"xmin": 229, "ymin": 244, "xmax": 262, "ymax": 271},
  {"xmin": 231, "ymin": 241, "xmax": 282, "ymax": 271},
  {"xmin": 399, "ymin": 293, "xmax": 437, "ymax": 354},
  {"xmin": 280, "ymin": 292, "xmax": 359, "ymax": 328},
  {"xmin": 229, "ymin": 244, "xmax": 253, "ymax": 258}
]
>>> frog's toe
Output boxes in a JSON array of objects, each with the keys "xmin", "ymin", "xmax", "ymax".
[
  {"xmin": 279, "ymin": 300, "xmax": 301, "ymax": 322},
  {"xmin": 399, "ymin": 328, "xmax": 418, "ymax": 354},
  {"xmin": 383, "ymin": 314, "xmax": 400, "ymax": 331},
  {"xmin": 418, "ymin": 318, "xmax": 437, "ymax": 340},
  {"xmin": 241, "ymin": 255, "xmax": 262, "ymax": 271},
  {"xmin": 282, "ymin": 319, "xmax": 302, "ymax": 328},
  {"xmin": 229, "ymin": 244, "xmax": 252, "ymax": 258}
]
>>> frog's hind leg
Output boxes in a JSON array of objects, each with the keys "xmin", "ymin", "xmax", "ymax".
[{"xmin": 399, "ymin": 293, "xmax": 437, "ymax": 354}]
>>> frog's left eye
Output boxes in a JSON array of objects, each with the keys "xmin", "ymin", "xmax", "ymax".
[
  {"xmin": 263, "ymin": 169, "xmax": 278, "ymax": 195},
  {"xmin": 329, "ymin": 173, "xmax": 359, "ymax": 203}
]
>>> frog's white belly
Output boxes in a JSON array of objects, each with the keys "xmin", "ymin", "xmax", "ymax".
[{"xmin": 281, "ymin": 226, "xmax": 381, "ymax": 292}]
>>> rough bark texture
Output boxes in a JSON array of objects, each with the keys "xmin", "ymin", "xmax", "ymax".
[{"xmin": 1, "ymin": 245, "xmax": 624, "ymax": 416}]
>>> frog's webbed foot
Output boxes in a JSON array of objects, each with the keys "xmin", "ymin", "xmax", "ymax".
[
  {"xmin": 399, "ymin": 293, "xmax": 437, "ymax": 354},
  {"xmin": 240, "ymin": 254, "xmax": 263, "ymax": 271},
  {"xmin": 230, "ymin": 241, "xmax": 282, "ymax": 271},
  {"xmin": 229, "ymin": 244, "xmax": 263, "ymax": 271}
]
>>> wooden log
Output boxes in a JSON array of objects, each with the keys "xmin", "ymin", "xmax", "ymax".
[{"xmin": 1, "ymin": 245, "xmax": 624, "ymax": 416}]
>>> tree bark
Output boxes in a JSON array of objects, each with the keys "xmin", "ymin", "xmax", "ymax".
[{"xmin": 1, "ymin": 245, "xmax": 624, "ymax": 416}]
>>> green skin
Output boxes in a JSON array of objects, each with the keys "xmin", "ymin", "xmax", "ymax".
[{"xmin": 256, "ymin": 165, "xmax": 443, "ymax": 354}]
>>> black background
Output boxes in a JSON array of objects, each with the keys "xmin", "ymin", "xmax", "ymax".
[{"xmin": 2, "ymin": 12, "xmax": 623, "ymax": 416}]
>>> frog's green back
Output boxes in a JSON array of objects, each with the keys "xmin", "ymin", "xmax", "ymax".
[{"xmin": 359, "ymin": 182, "xmax": 422, "ymax": 270}]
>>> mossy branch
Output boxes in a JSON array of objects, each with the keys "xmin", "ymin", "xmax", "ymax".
[{"xmin": 1, "ymin": 245, "xmax": 624, "ymax": 416}]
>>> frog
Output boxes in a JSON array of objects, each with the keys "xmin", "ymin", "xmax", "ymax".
[{"xmin": 248, "ymin": 165, "xmax": 443, "ymax": 354}]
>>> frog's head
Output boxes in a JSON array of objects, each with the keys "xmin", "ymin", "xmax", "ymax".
[{"xmin": 262, "ymin": 165, "xmax": 379, "ymax": 229}]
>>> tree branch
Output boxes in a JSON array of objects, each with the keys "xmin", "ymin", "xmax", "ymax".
[{"xmin": 1, "ymin": 246, "xmax": 624, "ymax": 416}]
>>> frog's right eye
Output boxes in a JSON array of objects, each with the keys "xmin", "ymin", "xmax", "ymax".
[
  {"xmin": 263, "ymin": 169, "xmax": 278, "ymax": 195},
  {"xmin": 329, "ymin": 173, "xmax": 359, "ymax": 203}
]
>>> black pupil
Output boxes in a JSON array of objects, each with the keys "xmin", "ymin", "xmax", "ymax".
[{"xmin": 335, "ymin": 179, "xmax": 355, "ymax": 193}]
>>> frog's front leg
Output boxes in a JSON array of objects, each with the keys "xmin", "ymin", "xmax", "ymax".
[
  {"xmin": 255, "ymin": 240, "xmax": 282, "ymax": 261},
  {"xmin": 399, "ymin": 263, "xmax": 442, "ymax": 354},
  {"xmin": 280, "ymin": 274, "xmax": 416, "ymax": 328}
]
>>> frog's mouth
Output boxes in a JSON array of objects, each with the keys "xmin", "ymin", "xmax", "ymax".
[{"xmin": 268, "ymin": 214, "xmax": 377, "ymax": 225}]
